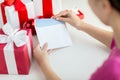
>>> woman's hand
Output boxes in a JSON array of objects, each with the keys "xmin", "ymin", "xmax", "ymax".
[
  {"xmin": 53, "ymin": 10, "xmax": 84, "ymax": 30},
  {"xmin": 33, "ymin": 43, "xmax": 52, "ymax": 65},
  {"xmin": 33, "ymin": 43, "xmax": 61, "ymax": 80}
]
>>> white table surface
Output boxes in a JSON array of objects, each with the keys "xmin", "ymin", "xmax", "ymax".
[{"xmin": 0, "ymin": 0, "xmax": 111, "ymax": 80}]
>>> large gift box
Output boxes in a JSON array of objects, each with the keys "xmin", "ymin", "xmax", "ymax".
[
  {"xmin": 0, "ymin": 0, "xmax": 35, "ymax": 29},
  {"xmin": 0, "ymin": 23, "xmax": 33, "ymax": 74},
  {"xmin": 33, "ymin": 0, "xmax": 62, "ymax": 18}
]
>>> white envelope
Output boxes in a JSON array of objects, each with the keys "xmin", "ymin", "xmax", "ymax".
[{"xmin": 35, "ymin": 19, "xmax": 72, "ymax": 49}]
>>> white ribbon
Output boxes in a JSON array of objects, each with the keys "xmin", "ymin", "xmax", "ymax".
[
  {"xmin": 5, "ymin": 5, "xmax": 20, "ymax": 29},
  {"xmin": 0, "ymin": 23, "xmax": 29, "ymax": 74}
]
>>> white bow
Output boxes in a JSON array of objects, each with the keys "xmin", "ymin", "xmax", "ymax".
[{"xmin": 0, "ymin": 23, "xmax": 28, "ymax": 49}]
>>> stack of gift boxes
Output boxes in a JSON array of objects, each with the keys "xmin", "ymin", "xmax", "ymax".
[
  {"xmin": 0, "ymin": 0, "xmax": 62, "ymax": 74},
  {"xmin": 0, "ymin": 0, "xmax": 84, "ymax": 75}
]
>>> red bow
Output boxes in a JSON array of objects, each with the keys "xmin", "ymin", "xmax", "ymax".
[
  {"xmin": 23, "ymin": 19, "xmax": 36, "ymax": 35},
  {"xmin": 14, "ymin": 0, "xmax": 29, "ymax": 27},
  {"xmin": 77, "ymin": 10, "xmax": 84, "ymax": 19},
  {"xmin": 4, "ymin": 0, "xmax": 15, "ymax": 6}
]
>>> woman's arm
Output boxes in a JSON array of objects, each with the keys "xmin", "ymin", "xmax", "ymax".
[
  {"xmin": 40, "ymin": 61, "xmax": 61, "ymax": 80},
  {"xmin": 80, "ymin": 23, "xmax": 113, "ymax": 48},
  {"xmin": 53, "ymin": 10, "xmax": 113, "ymax": 48},
  {"xmin": 33, "ymin": 43, "xmax": 61, "ymax": 80}
]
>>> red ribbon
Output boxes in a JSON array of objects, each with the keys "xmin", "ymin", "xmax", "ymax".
[
  {"xmin": 37, "ymin": 0, "xmax": 53, "ymax": 18},
  {"xmin": 4, "ymin": 0, "xmax": 15, "ymax": 6},
  {"xmin": 42, "ymin": 0, "xmax": 53, "ymax": 18},
  {"xmin": 14, "ymin": 0, "xmax": 29, "ymax": 28},
  {"xmin": 1, "ymin": 2, "xmax": 7, "ymax": 24}
]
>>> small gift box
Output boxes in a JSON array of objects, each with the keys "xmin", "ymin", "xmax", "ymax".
[
  {"xmin": 0, "ymin": 23, "xmax": 33, "ymax": 74},
  {"xmin": 0, "ymin": 0, "xmax": 35, "ymax": 29},
  {"xmin": 33, "ymin": 0, "xmax": 62, "ymax": 18}
]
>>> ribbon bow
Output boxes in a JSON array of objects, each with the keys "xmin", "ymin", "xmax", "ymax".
[
  {"xmin": 23, "ymin": 19, "xmax": 36, "ymax": 35},
  {"xmin": 0, "ymin": 23, "xmax": 28, "ymax": 49},
  {"xmin": 4, "ymin": 0, "xmax": 16, "ymax": 6}
]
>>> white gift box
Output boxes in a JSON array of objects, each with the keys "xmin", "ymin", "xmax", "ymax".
[
  {"xmin": 33, "ymin": 0, "xmax": 62, "ymax": 18},
  {"xmin": 0, "ymin": 0, "xmax": 35, "ymax": 29}
]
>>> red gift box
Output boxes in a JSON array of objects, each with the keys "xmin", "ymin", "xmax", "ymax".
[
  {"xmin": 0, "ymin": 23, "xmax": 33, "ymax": 74},
  {"xmin": 0, "ymin": 0, "xmax": 35, "ymax": 29}
]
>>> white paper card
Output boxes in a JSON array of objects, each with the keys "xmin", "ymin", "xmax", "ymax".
[{"xmin": 35, "ymin": 19, "xmax": 72, "ymax": 49}]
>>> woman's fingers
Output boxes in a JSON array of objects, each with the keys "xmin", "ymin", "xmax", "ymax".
[
  {"xmin": 56, "ymin": 17, "xmax": 69, "ymax": 22},
  {"xmin": 48, "ymin": 49, "xmax": 52, "ymax": 54},
  {"xmin": 42, "ymin": 43, "xmax": 52, "ymax": 54},
  {"xmin": 33, "ymin": 44, "xmax": 41, "ymax": 59},
  {"xmin": 53, "ymin": 10, "xmax": 76, "ymax": 23},
  {"xmin": 33, "ymin": 44, "xmax": 41, "ymax": 52},
  {"xmin": 54, "ymin": 11, "xmax": 71, "ymax": 22},
  {"xmin": 42, "ymin": 43, "xmax": 48, "ymax": 51},
  {"xmin": 53, "ymin": 10, "xmax": 69, "ymax": 18}
]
